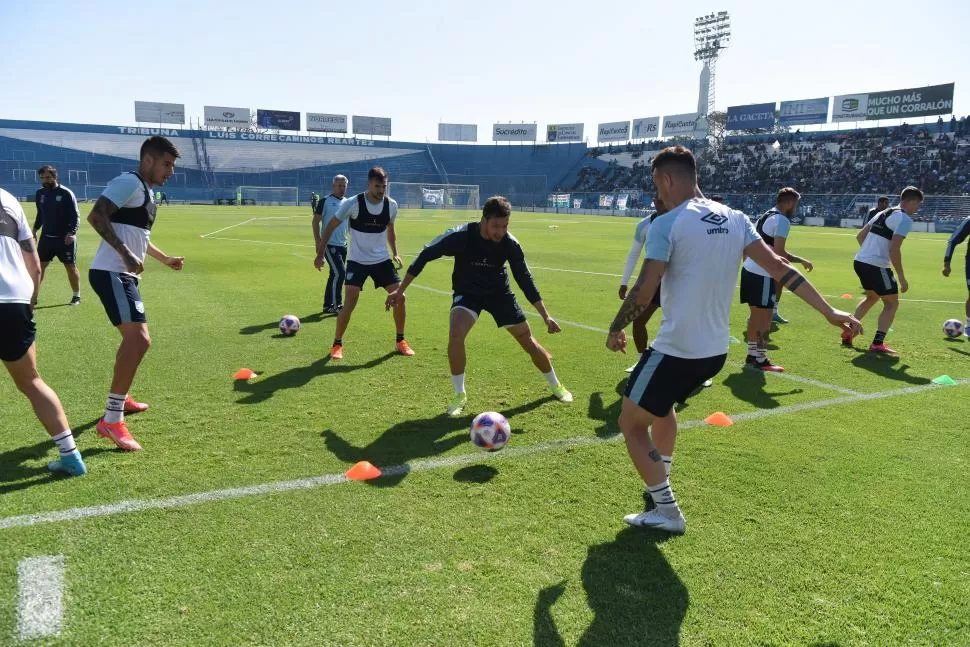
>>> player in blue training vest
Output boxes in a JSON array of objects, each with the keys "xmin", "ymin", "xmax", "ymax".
[
  {"xmin": 312, "ymin": 175, "xmax": 349, "ymax": 313},
  {"xmin": 845, "ymin": 186, "xmax": 923, "ymax": 354},
  {"xmin": 33, "ymin": 165, "xmax": 81, "ymax": 304},
  {"xmin": 942, "ymin": 214, "xmax": 970, "ymax": 336},
  {"xmin": 605, "ymin": 146, "xmax": 860, "ymax": 534},
  {"xmin": 385, "ymin": 196, "xmax": 572, "ymax": 417}
]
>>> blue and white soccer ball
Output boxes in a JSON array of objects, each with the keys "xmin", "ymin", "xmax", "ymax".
[
  {"xmin": 470, "ymin": 411, "xmax": 511, "ymax": 451},
  {"xmin": 279, "ymin": 315, "xmax": 301, "ymax": 337},
  {"xmin": 943, "ymin": 319, "xmax": 964, "ymax": 338}
]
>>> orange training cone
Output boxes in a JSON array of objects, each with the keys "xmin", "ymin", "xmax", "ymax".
[
  {"xmin": 345, "ymin": 461, "xmax": 382, "ymax": 481},
  {"xmin": 840, "ymin": 293, "xmax": 853, "ymax": 299},
  {"xmin": 704, "ymin": 412, "xmax": 734, "ymax": 427},
  {"xmin": 233, "ymin": 368, "xmax": 258, "ymax": 380}
]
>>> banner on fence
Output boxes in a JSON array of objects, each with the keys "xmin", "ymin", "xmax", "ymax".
[
  {"xmin": 631, "ymin": 117, "xmax": 660, "ymax": 140},
  {"xmin": 778, "ymin": 98, "xmax": 829, "ymax": 126},
  {"xmin": 546, "ymin": 123, "xmax": 584, "ymax": 142},
  {"xmin": 493, "ymin": 124, "xmax": 537, "ymax": 141},
  {"xmin": 257, "ymin": 109, "xmax": 301, "ymax": 131},
  {"xmin": 353, "ymin": 115, "xmax": 392, "ymax": 136},
  {"xmin": 726, "ymin": 102, "xmax": 776, "ymax": 130},
  {"xmin": 204, "ymin": 105, "xmax": 251, "ymax": 128},
  {"xmin": 134, "ymin": 101, "xmax": 185, "ymax": 124},
  {"xmin": 306, "ymin": 113, "xmax": 348, "ymax": 133},
  {"xmin": 597, "ymin": 121, "xmax": 630, "ymax": 142}
]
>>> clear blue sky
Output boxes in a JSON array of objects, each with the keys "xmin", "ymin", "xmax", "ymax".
[{"xmin": 1, "ymin": 0, "xmax": 966, "ymax": 142}]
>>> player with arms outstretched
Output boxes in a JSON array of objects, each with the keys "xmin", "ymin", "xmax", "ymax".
[
  {"xmin": 385, "ymin": 196, "xmax": 572, "ymax": 416},
  {"xmin": 606, "ymin": 147, "xmax": 860, "ymax": 534}
]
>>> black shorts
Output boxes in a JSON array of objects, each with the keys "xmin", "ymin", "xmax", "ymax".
[
  {"xmin": 739, "ymin": 268, "xmax": 776, "ymax": 309},
  {"xmin": 89, "ymin": 269, "xmax": 147, "ymax": 326},
  {"xmin": 37, "ymin": 236, "xmax": 77, "ymax": 264},
  {"xmin": 344, "ymin": 260, "xmax": 400, "ymax": 289},
  {"xmin": 854, "ymin": 260, "xmax": 898, "ymax": 296},
  {"xmin": 0, "ymin": 303, "xmax": 36, "ymax": 362},
  {"xmin": 452, "ymin": 292, "xmax": 526, "ymax": 328},
  {"xmin": 624, "ymin": 348, "xmax": 726, "ymax": 417}
]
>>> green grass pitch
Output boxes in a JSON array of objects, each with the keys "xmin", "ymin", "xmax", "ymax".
[{"xmin": 0, "ymin": 205, "xmax": 968, "ymax": 646}]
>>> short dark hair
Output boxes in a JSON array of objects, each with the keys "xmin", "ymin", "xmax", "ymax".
[
  {"xmin": 140, "ymin": 136, "xmax": 180, "ymax": 160},
  {"xmin": 900, "ymin": 186, "xmax": 923, "ymax": 202},
  {"xmin": 367, "ymin": 167, "xmax": 388, "ymax": 182},
  {"xmin": 877, "ymin": 196, "xmax": 890, "ymax": 203},
  {"xmin": 37, "ymin": 165, "xmax": 57, "ymax": 178},
  {"xmin": 776, "ymin": 187, "xmax": 801, "ymax": 204},
  {"xmin": 710, "ymin": 194, "xmax": 724, "ymax": 203},
  {"xmin": 482, "ymin": 196, "xmax": 512, "ymax": 220},
  {"xmin": 651, "ymin": 146, "xmax": 696, "ymax": 178}
]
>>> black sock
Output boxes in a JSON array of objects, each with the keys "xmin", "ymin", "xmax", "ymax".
[
  {"xmin": 333, "ymin": 338, "xmax": 342, "ymax": 346},
  {"xmin": 873, "ymin": 330, "xmax": 886, "ymax": 345},
  {"xmin": 396, "ymin": 333, "xmax": 405, "ymax": 343}
]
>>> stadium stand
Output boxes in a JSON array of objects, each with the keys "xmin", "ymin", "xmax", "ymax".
[{"xmin": 0, "ymin": 119, "xmax": 586, "ymax": 207}]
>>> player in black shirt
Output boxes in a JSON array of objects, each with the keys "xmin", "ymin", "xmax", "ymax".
[
  {"xmin": 33, "ymin": 166, "xmax": 81, "ymax": 304},
  {"xmin": 386, "ymin": 196, "xmax": 573, "ymax": 416},
  {"xmin": 866, "ymin": 197, "xmax": 890, "ymax": 224}
]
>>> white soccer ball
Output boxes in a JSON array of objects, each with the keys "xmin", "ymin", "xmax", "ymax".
[
  {"xmin": 470, "ymin": 411, "xmax": 511, "ymax": 451},
  {"xmin": 279, "ymin": 315, "xmax": 301, "ymax": 336},
  {"xmin": 943, "ymin": 318, "xmax": 964, "ymax": 338}
]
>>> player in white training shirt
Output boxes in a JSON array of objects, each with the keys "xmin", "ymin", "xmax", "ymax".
[
  {"xmin": 606, "ymin": 147, "xmax": 860, "ymax": 534},
  {"xmin": 0, "ymin": 187, "xmax": 85, "ymax": 476},
  {"xmin": 316, "ymin": 167, "xmax": 414, "ymax": 359},
  {"xmin": 87, "ymin": 136, "xmax": 185, "ymax": 452},
  {"xmin": 844, "ymin": 186, "xmax": 923, "ymax": 354},
  {"xmin": 739, "ymin": 187, "xmax": 814, "ymax": 372}
]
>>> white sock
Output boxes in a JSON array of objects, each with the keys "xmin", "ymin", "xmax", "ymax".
[
  {"xmin": 451, "ymin": 373, "xmax": 465, "ymax": 394},
  {"xmin": 542, "ymin": 368, "xmax": 559, "ymax": 388},
  {"xmin": 662, "ymin": 454, "xmax": 672, "ymax": 477},
  {"xmin": 51, "ymin": 430, "xmax": 77, "ymax": 456},
  {"xmin": 756, "ymin": 346, "xmax": 768, "ymax": 362},
  {"xmin": 747, "ymin": 342, "xmax": 758, "ymax": 358},
  {"xmin": 73, "ymin": 290, "xmax": 80, "ymax": 298},
  {"xmin": 647, "ymin": 478, "xmax": 681, "ymax": 518},
  {"xmin": 104, "ymin": 392, "xmax": 126, "ymax": 424}
]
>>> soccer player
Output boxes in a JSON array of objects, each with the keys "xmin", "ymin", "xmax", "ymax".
[
  {"xmin": 867, "ymin": 196, "xmax": 890, "ymax": 224},
  {"xmin": 739, "ymin": 187, "xmax": 814, "ymax": 372},
  {"xmin": 32, "ymin": 166, "xmax": 81, "ymax": 305},
  {"xmin": 618, "ymin": 198, "xmax": 667, "ymax": 373},
  {"xmin": 942, "ymin": 214, "xmax": 970, "ymax": 336},
  {"xmin": 312, "ymin": 175, "xmax": 349, "ymax": 313},
  {"xmin": 843, "ymin": 186, "xmax": 923, "ymax": 354},
  {"xmin": 385, "ymin": 196, "xmax": 572, "ymax": 416},
  {"xmin": 87, "ymin": 136, "xmax": 185, "ymax": 451},
  {"xmin": 606, "ymin": 146, "xmax": 860, "ymax": 533},
  {"xmin": 315, "ymin": 167, "xmax": 413, "ymax": 359},
  {"xmin": 0, "ymin": 187, "xmax": 86, "ymax": 476},
  {"xmin": 310, "ymin": 192, "xmax": 320, "ymax": 214}
]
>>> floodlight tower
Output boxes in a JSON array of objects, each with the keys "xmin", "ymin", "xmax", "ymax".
[{"xmin": 694, "ymin": 11, "xmax": 731, "ymax": 116}]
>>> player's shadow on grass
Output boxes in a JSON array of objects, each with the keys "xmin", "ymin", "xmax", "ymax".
[
  {"xmin": 722, "ymin": 370, "xmax": 802, "ymax": 409},
  {"xmin": 322, "ymin": 397, "xmax": 550, "ymax": 487},
  {"xmin": 949, "ymin": 346, "xmax": 970, "ymax": 358},
  {"xmin": 588, "ymin": 379, "xmax": 698, "ymax": 438},
  {"xmin": 238, "ymin": 311, "xmax": 333, "ymax": 336},
  {"xmin": 0, "ymin": 418, "xmax": 112, "ymax": 494},
  {"xmin": 233, "ymin": 352, "xmax": 396, "ymax": 404},
  {"xmin": 533, "ymin": 528, "xmax": 687, "ymax": 647},
  {"xmin": 33, "ymin": 303, "xmax": 70, "ymax": 310},
  {"xmin": 849, "ymin": 351, "xmax": 930, "ymax": 385}
]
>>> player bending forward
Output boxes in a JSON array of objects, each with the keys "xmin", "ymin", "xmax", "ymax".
[{"xmin": 386, "ymin": 196, "xmax": 573, "ymax": 416}]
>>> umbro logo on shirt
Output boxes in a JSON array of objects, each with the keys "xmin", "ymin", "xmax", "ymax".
[{"xmin": 701, "ymin": 211, "xmax": 730, "ymax": 235}]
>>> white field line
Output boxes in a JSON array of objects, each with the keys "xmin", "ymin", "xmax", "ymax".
[
  {"xmin": 16, "ymin": 555, "xmax": 64, "ymax": 641},
  {"xmin": 204, "ymin": 236, "xmax": 317, "ymax": 249},
  {"xmin": 762, "ymin": 370, "xmax": 862, "ymax": 396},
  {"xmin": 825, "ymin": 293, "xmax": 967, "ymax": 305},
  {"xmin": 0, "ymin": 380, "xmax": 963, "ymax": 533},
  {"xmin": 199, "ymin": 218, "xmax": 256, "ymax": 238}
]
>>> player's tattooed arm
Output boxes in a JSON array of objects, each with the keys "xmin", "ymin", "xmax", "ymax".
[
  {"xmin": 87, "ymin": 197, "xmax": 126, "ymax": 253},
  {"xmin": 18, "ymin": 238, "xmax": 35, "ymax": 253},
  {"xmin": 608, "ymin": 259, "xmax": 665, "ymax": 334}
]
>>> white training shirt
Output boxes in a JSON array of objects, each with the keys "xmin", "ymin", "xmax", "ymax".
[
  {"xmin": 742, "ymin": 211, "xmax": 792, "ymax": 278},
  {"xmin": 645, "ymin": 197, "xmax": 760, "ymax": 359},
  {"xmin": 621, "ymin": 216, "xmax": 651, "ymax": 286},
  {"xmin": 855, "ymin": 208, "xmax": 913, "ymax": 268},
  {"xmin": 90, "ymin": 173, "xmax": 155, "ymax": 275},
  {"xmin": 0, "ymin": 188, "xmax": 35, "ymax": 304},
  {"xmin": 334, "ymin": 194, "xmax": 398, "ymax": 264}
]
